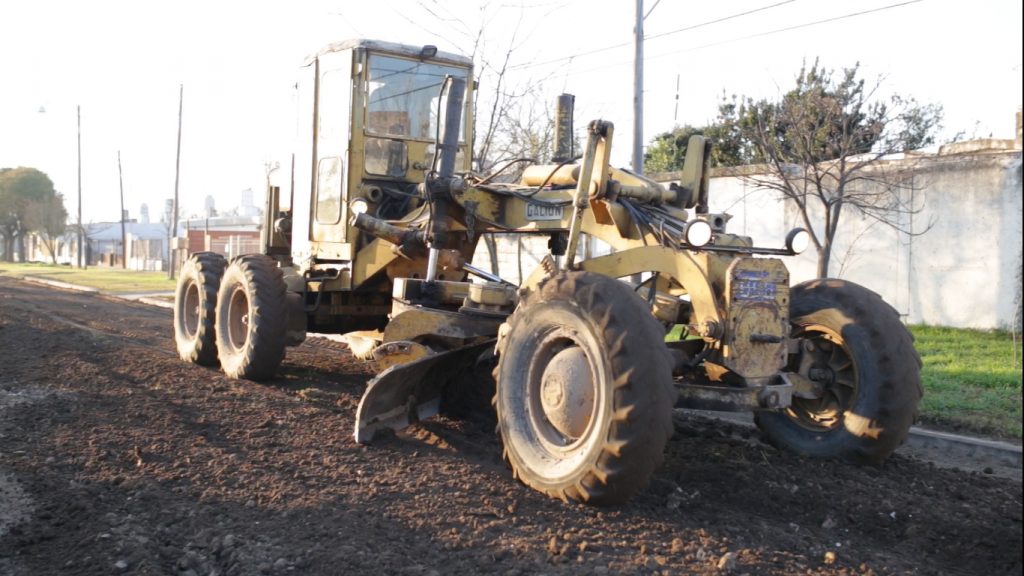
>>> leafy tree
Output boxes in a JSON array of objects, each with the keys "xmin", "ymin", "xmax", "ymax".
[
  {"xmin": 0, "ymin": 167, "xmax": 60, "ymax": 262},
  {"xmin": 25, "ymin": 192, "xmax": 69, "ymax": 264},
  {"xmin": 644, "ymin": 95, "xmax": 756, "ymax": 173},
  {"xmin": 728, "ymin": 60, "xmax": 943, "ymax": 277}
]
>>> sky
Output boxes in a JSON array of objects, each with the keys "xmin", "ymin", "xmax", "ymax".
[{"xmin": 0, "ymin": 0, "xmax": 1020, "ymax": 225}]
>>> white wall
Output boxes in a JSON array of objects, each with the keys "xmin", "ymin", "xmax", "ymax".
[{"xmin": 695, "ymin": 150, "xmax": 1023, "ymax": 330}]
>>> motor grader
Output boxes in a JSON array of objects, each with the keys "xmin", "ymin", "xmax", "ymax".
[{"xmin": 173, "ymin": 39, "xmax": 922, "ymax": 505}]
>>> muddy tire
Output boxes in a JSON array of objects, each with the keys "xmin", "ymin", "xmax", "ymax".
[
  {"xmin": 494, "ymin": 271, "xmax": 675, "ymax": 505},
  {"xmin": 215, "ymin": 255, "xmax": 287, "ymax": 380},
  {"xmin": 755, "ymin": 279, "xmax": 922, "ymax": 464},
  {"xmin": 174, "ymin": 252, "xmax": 226, "ymax": 366}
]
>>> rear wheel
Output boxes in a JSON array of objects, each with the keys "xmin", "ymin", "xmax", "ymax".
[
  {"xmin": 174, "ymin": 252, "xmax": 226, "ymax": 366},
  {"xmin": 755, "ymin": 279, "xmax": 922, "ymax": 464},
  {"xmin": 215, "ymin": 255, "xmax": 287, "ymax": 380},
  {"xmin": 495, "ymin": 271, "xmax": 675, "ymax": 505}
]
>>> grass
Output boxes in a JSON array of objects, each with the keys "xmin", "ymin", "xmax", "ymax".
[
  {"xmin": 910, "ymin": 325, "xmax": 1022, "ymax": 440},
  {"xmin": 666, "ymin": 323, "xmax": 1022, "ymax": 439},
  {"xmin": 0, "ymin": 262, "xmax": 177, "ymax": 294}
]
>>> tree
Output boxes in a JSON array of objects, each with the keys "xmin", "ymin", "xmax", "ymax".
[
  {"xmin": 644, "ymin": 95, "xmax": 755, "ymax": 173},
  {"xmin": 725, "ymin": 60, "xmax": 943, "ymax": 277},
  {"xmin": 25, "ymin": 192, "xmax": 69, "ymax": 264},
  {"xmin": 0, "ymin": 167, "xmax": 59, "ymax": 262}
]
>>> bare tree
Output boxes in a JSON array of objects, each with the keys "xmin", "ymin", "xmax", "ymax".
[{"xmin": 727, "ymin": 60, "xmax": 945, "ymax": 277}]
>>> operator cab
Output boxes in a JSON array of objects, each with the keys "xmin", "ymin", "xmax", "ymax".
[{"xmin": 274, "ymin": 39, "xmax": 474, "ymax": 267}]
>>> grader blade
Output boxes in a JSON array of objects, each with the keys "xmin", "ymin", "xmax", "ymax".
[{"xmin": 354, "ymin": 340, "xmax": 495, "ymax": 443}]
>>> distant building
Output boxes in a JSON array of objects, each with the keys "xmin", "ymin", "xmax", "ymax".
[
  {"xmin": 204, "ymin": 195, "xmax": 217, "ymax": 218},
  {"xmin": 25, "ymin": 221, "xmax": 169, "ymax": 270},
  {"xmin": 238, "ymin": 188, "xmax": 261, "ymax": 218},
  {"xmin": 180, "ymin": 215, "xmax": 261, "ymax": 262},
  {"xmin": 87, "ymin": 221, "xmax": 168, "ymax": 269}
]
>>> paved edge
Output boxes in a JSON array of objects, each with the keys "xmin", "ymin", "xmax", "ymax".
[
  {"xmin": 681, "ymin": 410, "xmax": 1023, "ymax": 469},
  {"xmin": 903, "ymin": 426, "xmax": 1022, "ymax": 467},
  {"xmin": 18, "ymin": 275, "xmax": 100, "ymax": 293},
  {"xmin": 9, "ymin": 274, "xmax": 1022, "ymax": 471},
  {"xmin": 136, "ymin": 296, "xmax": 174, "ymax": 309}
]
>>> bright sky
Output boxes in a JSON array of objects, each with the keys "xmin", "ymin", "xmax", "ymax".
[{"xmin": 1, "ymin": 0, "xmax": 1020, "ymax": 225}]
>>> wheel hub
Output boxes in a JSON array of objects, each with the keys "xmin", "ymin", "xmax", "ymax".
[{"xmin": 539, "ymin": 346, "xmax": 594, "ymax": 439}]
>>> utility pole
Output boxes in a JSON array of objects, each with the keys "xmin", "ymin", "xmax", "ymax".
[
  {"xmin": 118, "ymin": 150, "xmax": 126, "ymax": 269},
  {"xmin": 632, "ymin": 0, "xmax": 644, "ymax": 174},
  {"xmin": 169, "ymin": 84, "xmax": 183, "ymax": 280},
  {"xmin": 77, "ymin": 105, "xmax": 84, "ymax": 269}
]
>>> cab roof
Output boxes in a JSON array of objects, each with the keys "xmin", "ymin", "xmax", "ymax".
[{"xmin": 305, "ymin": 38, "xmax": 473, "ymax": 68}]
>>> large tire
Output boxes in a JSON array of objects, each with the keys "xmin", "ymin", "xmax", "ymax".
[
  {"xmin": 215, "ymin": 255, "xmax": 287, "ymax": 380},
  {"xmin": 174, "ymin": 252, "xmax": 226, "ymax": 366},
  {"xmin": 755, "ymin": 279, "xmax": 922, "ymax": 464},
  {"xmin": 494, "ymin": 271, "xmax": 676, "ymax": 505}
]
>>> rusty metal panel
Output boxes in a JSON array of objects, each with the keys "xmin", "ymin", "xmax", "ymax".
[{"xmin": 722, "ymin": 258, "xmax": 789, "ymax": 384}]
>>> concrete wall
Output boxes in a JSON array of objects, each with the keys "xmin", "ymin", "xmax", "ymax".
[{"xmin": 679, "ymin": 149, "xmax": 1023, "ymax": 330}]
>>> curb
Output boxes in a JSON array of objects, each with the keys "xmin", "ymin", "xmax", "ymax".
[
  {"xmin": 903, "ymin": 426, "xmax": 1022, "ymax": 467},
  {"xmin": 682, "ymin": 409, "xmax": 1022, "ymax": 471},
  {"xmin": 19, "ymin": 275, "xmax": 100, "ymax": 293},
  {"xmin": 134, "ymin": 296, "xmax": 174, "ymax": 309}
]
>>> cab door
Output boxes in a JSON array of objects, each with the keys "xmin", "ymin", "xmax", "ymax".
[{"xmin": 310, "ymin": 49, "xmax": 354, "ymax": 261}]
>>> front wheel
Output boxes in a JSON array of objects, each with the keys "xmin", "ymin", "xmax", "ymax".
[
  {"xmin": 495, "ymin": 272, "xmax": 675, "ymax": 505},
  {"xmin": 755, "ymin": 279, "xmax": 922, "ymax": 464},
  {"xmin": 215, "ymin": 255, "xmax": 287, "ymax": 380}
]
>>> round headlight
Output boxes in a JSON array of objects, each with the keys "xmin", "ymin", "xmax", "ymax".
[
  {"xmin": 350, "ymin": 198, "xmax": 370, "ymax": 216},
  {"xmin": 684, "ymin": 219, "xmax": 713, "ymax": 248},
  {"xmin": 785, "ymin": 228, "xmax": 810, "ymax": 254}
]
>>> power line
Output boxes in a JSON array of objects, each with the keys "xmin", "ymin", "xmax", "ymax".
[
  {"xmin": 549, "ymin": 0, "xmax": 928, "ymax": 82},
  {"xmin": 510, "ymin": 0, "xmax": 797, "ymax": 71},
  {"xmin": 643, "ymin": 0, "xmax": 663, "ymax": 21},
  {"xmin": 645, "ymin": 0, "xmax": 796, "ymax": 41},
  {"xmin": 680, "ymin": 0, "xmax": 925, "ymax": 51}
]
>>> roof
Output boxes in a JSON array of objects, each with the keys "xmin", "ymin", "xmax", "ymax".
[
  {"xmin": 86, "ymin": 222, "xmax": 166, "ymax": 241},
  {"xmin": 304, "ymin": 38, "xmax": 472, "ymax": 68}
]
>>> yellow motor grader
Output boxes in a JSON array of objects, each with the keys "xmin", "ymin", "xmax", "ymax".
[{"xmin": 173, "ymin": 39, "xmax": 921, "ymax": 505}]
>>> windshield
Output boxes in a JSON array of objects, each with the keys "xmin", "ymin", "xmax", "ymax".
[{"xmin": 366, "ymin": 54, "xmax": 469, "ymax": 141}]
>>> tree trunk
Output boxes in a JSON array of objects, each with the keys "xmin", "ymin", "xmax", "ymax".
[
  {"xmin": 816, "ymin": 242, "xmax": 832, "ymax": 278},
  {"xmin": 14, "ymin": 233, "xmax": 25, "ymax": 263}
]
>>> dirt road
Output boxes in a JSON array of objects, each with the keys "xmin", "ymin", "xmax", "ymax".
[{"xmin": 1, "ymin": 275, "xmax": 1021, "ymax": 575}]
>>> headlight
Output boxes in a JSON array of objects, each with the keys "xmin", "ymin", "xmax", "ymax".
[
  {"xmin": 785, "ymin": 228, "xmax": 810, "ymax": 254},
  {"xmin": 684, "ymin": 219, "xmax": 713, "ymax": 248},
  {"xmin": 350, "ymin": 198, "xmax": 370, "ymax": 216}
]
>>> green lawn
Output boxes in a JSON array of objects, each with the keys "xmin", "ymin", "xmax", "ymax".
[
  {"xmin": 910, "ymin": 325, "xmax": 1022, "ymax": 440},
  {"xmin": 0, "ymin": 262, "xmax": 177, "ymax": 294}
]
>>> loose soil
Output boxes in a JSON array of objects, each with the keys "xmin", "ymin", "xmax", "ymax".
[{"xmin": 1, "ymin": 275, "xmax": 1021, "ymax": 575}]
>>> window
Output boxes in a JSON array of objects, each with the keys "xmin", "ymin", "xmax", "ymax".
[
  {"xmin": 366, "ymin": 54, "xmax": 469, "ymax": 142},
  {"xmin": 364, "ymin": 137, "xmax": 408, "ymax": 177},
  {"xmin": 316, "ymin": 157, "xmax": 344, "ymax": 224}
]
